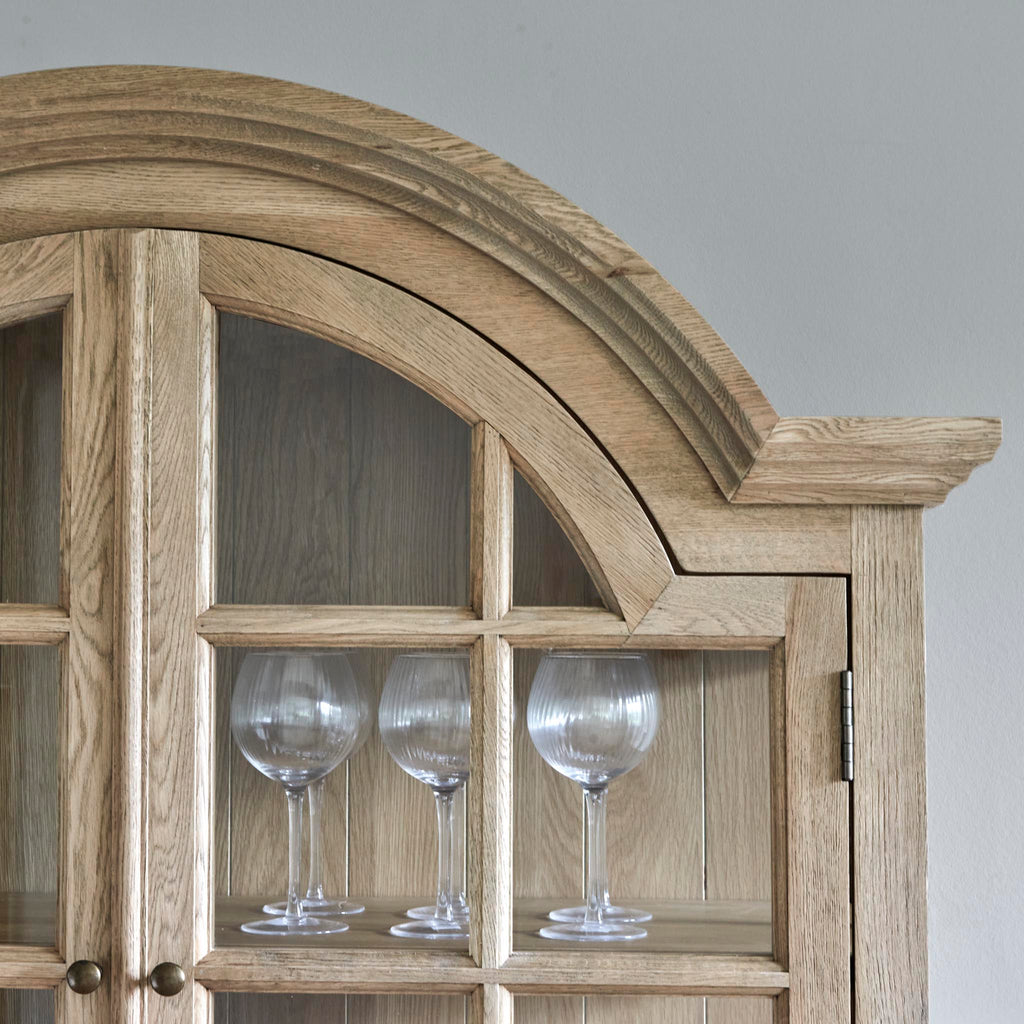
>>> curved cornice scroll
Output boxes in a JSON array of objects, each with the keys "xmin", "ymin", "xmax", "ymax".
[{"xmin": 0, "ymin": 66, "xmax": 1000, "ymax": 508}]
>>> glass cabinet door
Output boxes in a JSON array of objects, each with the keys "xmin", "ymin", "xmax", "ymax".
[
  {"xmin": 0, "ymin": 235, "xmax": 116, "ymax": 1024},
  {"xmin": 135, "ymin": 229, "xmax": 852, "ymax": 1024}
]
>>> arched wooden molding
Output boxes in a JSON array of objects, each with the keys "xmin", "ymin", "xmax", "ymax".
[
  {"xmin": 198, "ymin": 233, "xmax": 673, "ymax": 628},
  {"xmin": 0, "ymin": 65, "xmax": 999, "ymax": 521}
]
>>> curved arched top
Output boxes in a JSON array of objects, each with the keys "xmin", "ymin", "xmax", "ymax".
[{"xmin": 0, "ymin": 65, "xmax": 999, "ymax": 526}]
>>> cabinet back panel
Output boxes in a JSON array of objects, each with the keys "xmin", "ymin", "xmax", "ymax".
[
  {"xmin": 0, "ymin": 313, "xmax": 62, "ymax": 604},
  {"xmin": 216, "ymin": 313, "xmax": 470, "ymax": 607},
  {"xmin": 0, "ymin": 989, "xmax": 53, "ymax": 1024},
  {"xmin": 214, "ymin": 992, "xmax": 466, "ymax": 1023}
]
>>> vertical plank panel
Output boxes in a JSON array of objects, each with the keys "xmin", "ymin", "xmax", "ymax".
[
  {"xmin": 608, "ymin": 651, "xmax": 704, "ymax": 903},
  {"xmin": 0, "ymin": 313, "xmax": 62, "ymax": 911},
  {"xmin": 0, "ymin": 988, "xmax": 54, "ymax": 1023},
  {"xmin": 598, "ymin": 651, "xmax": 703, "ymax": 1024},
  {"xmin": 0, "ymin": 312, "xmax": 64, "ymax": 934},
  {"xmin": 513, "ymin": 996, "xmax": 580, "ymax": 1024},
  {"xmin": 215, "ymin": 317, "xmax": 353, "ymax": 901},
  {"xmin": 142, "ymin": 229, "xmax": 213, "ymax": 1023},
  {"xmin": 346, "ymin": 350, "xmax": 469, "ymax": 950},
  {"xmin": 587, "ymin": 996, "xmax": 724, "ymax": 1023},
  {"xmin": 347, "ymin": 354, "xmax": 470, "ymax": 606},
  {"xmin": 0, "ymin": 312, "xmax": 62, "ymax": 603},
  {"xmin": 511, "ymin": 470, "xmax": 604, "ymax": 1024},
  {"xmin": 511, "ymin": 470, "xmax": 602, "ymax": 608},
  {"xmin": 348, "ymin": 647, "xmax": 438, "ymax": 900},
  {"xmin": 705, "ymin": 651, "xmax": 772, "ymax": 1024},
  {"xmin": 852, "ymin": 507, "xmax": 928, "ymax": 1023},
  {"xmin": 348, "ymin": 994, "xmax": 466, "ymax": 1023},
  {"xmin": 780, "ymin": 578, "xmax": 850, "ymax": 1024}
]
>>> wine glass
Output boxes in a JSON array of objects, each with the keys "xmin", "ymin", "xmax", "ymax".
[
  {"xmin": 379, "ymin": 650, "xmax": 471, "ymax": 940},
  {"xmin": 231, "ymin": 650, "xmax": 366, "ymax": 935},
  {"xmin": 527, "ymin": 650, "xmax": 660, "ymax": 941},
  {"xmin": 262, "ymin": 655, "xmax": 374, "ymax": 917}
]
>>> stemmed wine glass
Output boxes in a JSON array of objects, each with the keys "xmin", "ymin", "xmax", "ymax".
[
  {"xmin": 231, "ymin": 650, "xmax": 367, "ymax": 935},
  {"xmin": 379, "ymin": 650, "xmax": 471, "ymax": 940},
  {"xmin": 262, "ymin": 657, "xmax": 374, "ymax": 917},
  {"xmin": 527, "ymin": 650, "xmax": 660, "ymax": 941}
]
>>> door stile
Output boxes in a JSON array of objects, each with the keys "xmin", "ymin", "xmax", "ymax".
[
  {"xmin": 57, "ymin": 230, "xmax": 120, "ymax": 1024},
  {"xmin": 139, "ymin": 230, "xmax": 213, "ymax": 1024},
  {"xmin": 775, "ymin": 578, "xmax": 851, "ymax": 1023}
]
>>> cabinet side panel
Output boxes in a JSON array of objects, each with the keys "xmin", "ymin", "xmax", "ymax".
[
  {"xmin": 852, "ymin": 507, "xmax": 928, "ymax": 1023},
  {"xmin": 705, "ymin": 651, "xmax": 772, "ymax": 1024}
]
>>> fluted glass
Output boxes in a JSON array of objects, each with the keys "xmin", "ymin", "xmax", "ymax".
[
  {"xmin": 262, "ymin": 658, "xmax": 374, "ymax": 918},
  {"xmin": 527, "ymin": 651, "xmax": 660, "ymax": 940},
  {"xmin": 230, "ymin": 650, "xmax": 366, "ymax": 936},
  {"xmin": 379, "ymin": 651, "xmax": 471, "ymax": 940}
]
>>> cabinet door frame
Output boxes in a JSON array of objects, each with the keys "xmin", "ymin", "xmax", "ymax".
[
  {"xmin": 0, "ymin": 232, "xmax": 116, "ymax": 1024},
  {"xmin": 128, "ymin": 230, "xmax": 851, "ymax": 1023}
]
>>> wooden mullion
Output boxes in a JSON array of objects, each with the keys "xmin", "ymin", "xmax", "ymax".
[
  {"xmin": 0, "ymin": 604, "xmax": 69, "ymax": 642},
  {"xmin": 470, "ymin": 635, "xmax": 513, "ymax": 969},
  {"xmin": 471, "ymin": 422, "xmax": 513, "ymax": 620},
  {"xmin": 469, "ymin": 983, "xmax": 513, "ymax": 1024}
]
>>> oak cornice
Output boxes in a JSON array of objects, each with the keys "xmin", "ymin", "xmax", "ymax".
[{"xmin": 0, "ymin": 66, "xmax": 1000, "ymax": 507}]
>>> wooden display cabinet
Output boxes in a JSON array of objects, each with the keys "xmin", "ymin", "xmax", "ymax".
[{"xmin": 0, "ymin": 67, "xmax": 1001, "ymax": 1024}]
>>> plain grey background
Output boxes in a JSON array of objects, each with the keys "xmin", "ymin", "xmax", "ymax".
[{"xmin": 2, "ymin": 2, "xmax": 1020, "ymax": 1020}]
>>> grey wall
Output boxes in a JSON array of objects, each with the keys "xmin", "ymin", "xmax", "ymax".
[{"xmin": 3, "ymin": 2, "xmax": 1020, "ymax": 1020}]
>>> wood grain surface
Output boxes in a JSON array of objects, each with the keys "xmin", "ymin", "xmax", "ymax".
[
  {"xmin": 732, "ymin": 415, "xmax": 1001, "ymax": 506},
  {"xmin": 705, "ymin": 652, "xmax": 773, "ymax": 1024},
  {"xmin": 200, "ymin": 235, "xmax": 672, "ymax": 626},
  {"xmin": 777, "ymin": 579, "xmax": 850, "ymax": 1024},
  {"xmin": 0, "ymin": 311, "xmax": 63, "ymax": 939},
  {"xmin": 851, "ymin": 508, "xmax": 928, "ymax": 1024}
]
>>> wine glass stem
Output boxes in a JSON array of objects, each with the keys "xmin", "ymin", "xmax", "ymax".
[
  {"xmin": 454, "ymin": 784, "xmax": 466, "ymax": 907},
  {"xmin": 305, "ymin": 777, "xmax": 326, "ymax": 902},
  {"xmin": 583, "ymin": 786, "xmax": 609, "ymax": 926},
  {"xmin": 285, "ymin": 786, "xmax": 306, "ymax": 922},
  {"xmin": 433, "ymin": 787, "xmax": 457, "ymax": 923}
]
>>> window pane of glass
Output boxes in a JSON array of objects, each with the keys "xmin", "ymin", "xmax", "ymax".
[
  {"xmin": 512, "ymin": 469, "xmax": 603, "ymax": 607},
  {"xmin": 0, "ymin": 989, "xmax": 54, "ymax": 1023},
  {"xmin": 0, "ymin": 312, "xmax": 62, "ymax": 605},
  {"xmin": 214, "ymin": 993, "xmax": 466, "ymax": 1022},
  {"xmin": 513, "ymin": 647, "xmax": 772, "ymax": 955},
  {"xmin": 516, "ymin": 995, "xmax": 775, "ymax": 1023},
  {"xmin": 217, "ymin": 314, "xmax": 470, "ymax": 605},
  {"xmin": 215, "ymin": 647, "xmax": 470, "ymax": 953},
  {"xmin": 0, "ymin": 644, "xmax": 59, "ymax": 946}
]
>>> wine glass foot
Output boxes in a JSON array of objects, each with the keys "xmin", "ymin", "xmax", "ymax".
[
  {"xmin": 263, "ymin": 898, "xmax": 365, "ymax": 916},
  {"xmin": 539, "ymin": 920, "xmax": 646, "ymax": 942},
  {"xmin": 240, "ymin": 914, "xmax": 349, "ymax": 936},
  {"xmin": 390, "ymin": 916, "xmax": 470, "ymax": 941},
  {"xmin": 407, "ymin": 896, "xmax": 469, "ymax": 922},
  {"xmin": 548, "ymin": 903, "xmax": 652, "ymax": 923}
]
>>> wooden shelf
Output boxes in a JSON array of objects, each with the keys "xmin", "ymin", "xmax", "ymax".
[
  {"xmin": 215, "ymin": 896, "xmax": 771, "ymax": 957},
  {"xmin": 199, "ymin": 896, "xmax": 782, "ymax": 997}
]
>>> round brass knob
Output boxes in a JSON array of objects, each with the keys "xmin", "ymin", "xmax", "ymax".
[
  {"xmin": 149, "ymin": 961, "xmax": 187, "ymax": 997},
  {"xmin": 66, "ymin": 960, "xmax": 103, "ymax": 995}
]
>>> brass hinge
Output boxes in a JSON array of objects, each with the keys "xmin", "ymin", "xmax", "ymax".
[{"xmin": 841, "ymin": 670, "xmax": 854, "ymax": 782}]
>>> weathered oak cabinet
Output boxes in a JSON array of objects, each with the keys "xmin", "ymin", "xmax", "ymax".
[{"xmin": 0, "ymin": 66, "xmax": 1000, "ymax": 1024}]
